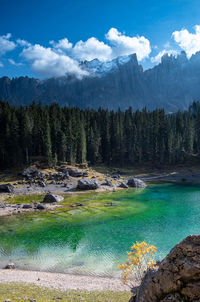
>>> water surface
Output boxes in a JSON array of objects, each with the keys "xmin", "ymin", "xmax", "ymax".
[{"xmin": 0, "ymin": 183, "xmax": 200, "ymax": 276}]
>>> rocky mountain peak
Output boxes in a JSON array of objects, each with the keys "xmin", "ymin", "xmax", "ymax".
[{"xmin": 2, "ymin": 51, "xmax": 200, "ymax": 111}]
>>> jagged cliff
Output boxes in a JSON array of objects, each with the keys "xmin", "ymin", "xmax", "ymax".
[{"xmin": 1, "ymin": 51, "xmax": 200, "ymax": 111}]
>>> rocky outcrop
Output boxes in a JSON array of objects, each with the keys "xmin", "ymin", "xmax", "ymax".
[
  {"xmin": 0, "ymin": 183, "xmax": 14, "ymax": 193},
  {"xmin": 133, "ymin": 235, "xmax": 200, "ymax": 302},
  {"xmin": 127, "ymin": 178, "xmax": 147, "ymax": 188},
  {"xmin": 77, "ymin": 179, "xmax": 99, "ymax": 190},
  {"xmin": 43, "ymin": 193, "xmax": 64, "ymax": 203}
]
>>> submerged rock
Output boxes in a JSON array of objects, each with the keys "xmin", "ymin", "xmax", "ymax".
[
  {"xmin": 43, "ymin": 193, "xmax": 64, "ymax": 203},
  {"xmin": 0, "ymin": 183, "xmax": 14, "ymax": 193},
  {"xmin": 71, "ymin": 203, "xmax": 85, "ymax": 207},
  {"xmin": 112, "ymin": 174, "xmax": 120, "ymax": 179},
  {"xmin": 127, "ymin": 178, "xmax": 146, "ymax": 188},
  {"xmin": 77, "ymin": 179, "xmax": 99, "ymax": 190},
  {"xmin": 133, "ymin": 235, "xmax": 200, "ymax": 302}
]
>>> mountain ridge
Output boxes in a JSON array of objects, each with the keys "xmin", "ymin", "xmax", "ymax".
[{"xmin": 1, "ymin": 51, "xmax": 200, "ymax": 112}]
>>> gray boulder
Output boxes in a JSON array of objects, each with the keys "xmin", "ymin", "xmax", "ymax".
[
  {"xmin": 22, "ymin": 204, "xmax": 33, "ymax": 209},
  {"xmin": 43, "ymin": 193, "xmax": 64, "ymax": 203},
  {"xmin": 35, "ymin": 203, "xmax": 46, "ymax": 210},
  {"xmin": 112, "ymin": 174, "xmax": 120, "ymax": 179},
  {"xmin": 71, "ymin": 203, "xmax": 85, "ymax": 207},
  {"xmin": 102, "ymin": 178, "xmax": 113, "ymax": 186},
  {"xmin": 127, "ymin": 178, "xmax": 147, "ymax": 188},
  {"xmin": 133, "ymin": 235, "xmax": 200, "ymax": 302},
  {"xmin": 68, "ymin": 169, "xmax": 84, "ymax": 177},
  {"xmin": 77, "ymin": 179, "xmax": 99, "ymax": 190},
  {"xmin": 22, "ymin": 168, "xmax": 34, "ymax": 177},
  {"xmin": 0, "ymin": 183, "xmax": 14, "ymax": 193},
  {"xmin": 38, "ymin": 181, "xmax": 46, "ymax": 187},
  {"xmin": 60, "ymin": 169, "xmax": 70, "ymax": 178}
]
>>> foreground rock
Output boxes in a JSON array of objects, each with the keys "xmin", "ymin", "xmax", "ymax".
[
  {"xmin": 4, "ymin": 263, "xmax": 15, "ymax": 269},
  {"xmin": 127, "ymin": 178, "xmax": 147, "ymax": 188},
  {"xmin": 77, "ymin": 179, "xmax": 99, "ymax": 190},
  {"xmin": 133, "ymin": 235, "xmax": 200, "ymax": 302},
  {"xmin": 0, "ymin": 183, "xmax": 14, "ymax": 193},
  {"xmin": 43, "ymin": 193, "xmax": 64, "ymax": 203}
]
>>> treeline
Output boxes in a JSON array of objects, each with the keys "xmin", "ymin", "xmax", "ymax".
[{"xmin": 0, "ymin": 100, "xmax": 200, "ymax": 168}]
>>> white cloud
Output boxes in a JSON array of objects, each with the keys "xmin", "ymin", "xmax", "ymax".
[
  {"xmin": 8, "ymin": 58, "xmax": 23, "ymax": 66},
  {"xmin": 0, "ymin": 61, "xmax": 3, "ymax": 67},
  {"xmin": 51, "ymin": 28, "xmax": 151, "ymax": 63},
  {"xmin": 21, "ymin": 44, "xmax": 88, "ymax": 78},
  {"xmin": 73, "ymin": 37, "xmax": 112, "ymax": 61},
  {"xmin": 0, "ymin": 33, "xmax": 16, "ymax": 55},
  {"xmin": 17, "ymin": 39, "xmax": 31, "ymax": 47},
  {"xmin": 49, "ymin": 38, "xmax": 72, "ymax": 50},
  {"xmin": 172, "ymin": 25, "xmax": 200, "ymax": 58},
  {"xmin": 1, "ymin": 28, "xmax": 152, "ymax": 78},
  {"xmin": 151, "ymin": 49, "xmax": 178, "ymax": 64},
  {"xmin": 106, "ymin": 28, "xmax": 151, "ymax": 61}
]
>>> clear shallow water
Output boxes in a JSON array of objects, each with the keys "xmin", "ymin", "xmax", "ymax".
[{"xmin": 0, "ymin": 183, "xmax": 200, "ymax": 276}]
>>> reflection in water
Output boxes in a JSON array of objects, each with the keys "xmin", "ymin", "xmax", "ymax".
[{"xmin": 0, "ymin": 183, "xmax": 200, "ymax": 276}]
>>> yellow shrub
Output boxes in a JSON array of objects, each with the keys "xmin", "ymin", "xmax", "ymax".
[{"xmin": 118, "ymin": 241, "xmax": 157, "ymax": 287}]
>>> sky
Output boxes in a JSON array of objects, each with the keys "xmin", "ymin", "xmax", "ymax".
[{"xmin": 1, "ymin": 0, "xmax": 200, "ymax": 78}]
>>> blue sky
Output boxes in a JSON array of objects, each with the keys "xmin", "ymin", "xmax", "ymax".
[{"xmin": 1, "ymin": 0, "xmax": 200, "ymax": 78}]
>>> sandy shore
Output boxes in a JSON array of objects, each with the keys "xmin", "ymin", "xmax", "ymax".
[{"xmin": 0, "ymin": 269, "xmax": 130, "ymax": 292}]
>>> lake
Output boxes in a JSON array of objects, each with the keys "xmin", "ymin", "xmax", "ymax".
[{"xmin": 0, "ymin": 183, "xmax": 200, "ymax": 277}]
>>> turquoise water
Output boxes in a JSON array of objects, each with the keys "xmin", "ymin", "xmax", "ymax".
[{"xmin": 0, "ymin": 183, "xmax": 200, "ymax": 276}]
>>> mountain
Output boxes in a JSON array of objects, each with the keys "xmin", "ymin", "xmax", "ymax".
[{"xmin": 1, "ymin": 51, "xmax": 200, "ymax": 111}]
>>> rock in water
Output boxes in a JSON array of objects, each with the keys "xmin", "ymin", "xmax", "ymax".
[
  {"xmin": 77, "ymin": 179, "xmax": 99, "ymax": 190},
  {"xmin": 43, "ymin": 193, "xmax": 64, "ymax": 203},
  {"xmin": 133, "ymin": 235, "xmax": 200, "ymax": 302},
  {"xmin": 0, "ymin": 183, "xmax": 14, "ymax": 193},
  {"xmin": 127, "ymin": 178, "xmax": 146, "ymax": 188}
]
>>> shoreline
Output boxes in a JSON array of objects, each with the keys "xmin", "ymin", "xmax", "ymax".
[
  {"xmin": 0, "ymin": 185, "xmax": 123, "ymax": 217},
  {"xmin": 1, "ymin": 170, "xmax": 200, "ymax": 217},
  {"xmin": 0, "ymin": 269, "xmax": 131, "ymax": 292}
]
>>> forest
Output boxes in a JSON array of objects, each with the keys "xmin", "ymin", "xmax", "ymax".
[{"xmin": 0, "ymin": 100, "xmax": 199, "ymax": 168}]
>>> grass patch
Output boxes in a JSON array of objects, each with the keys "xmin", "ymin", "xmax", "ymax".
[
  {"xmin": 7, "ymin": 194, "xmax": 45, "ymax": 204},
  {"xmin": 0, "ymin": 283, "xmax": 132, "ymax": 302}
]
